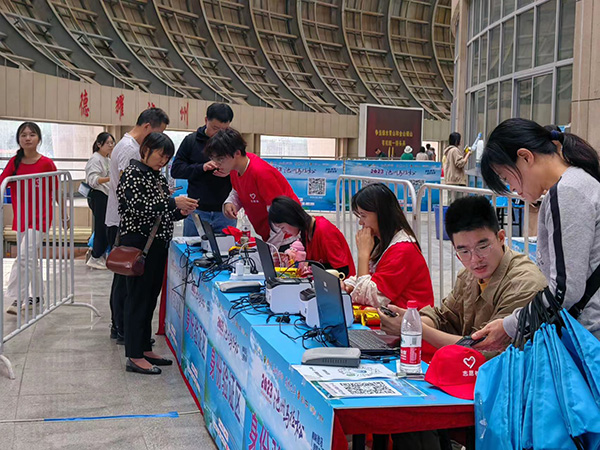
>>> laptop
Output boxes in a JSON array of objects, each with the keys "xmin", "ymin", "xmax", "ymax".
[
  {"xmin": 311, "ymin": 265, "xmax": 395, "ymax": 356},
  {"xmin": 255, "ymin": 238, "xmax": 307, "ymax": 287},
  {"xmin": 192, "ymin": 214, "xmax": 223, "ymax": 266}
]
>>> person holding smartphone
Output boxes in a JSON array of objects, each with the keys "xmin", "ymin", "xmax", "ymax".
[{"xmin": 378, "ymin": 196, "xmax": 546, "ymax": 351}]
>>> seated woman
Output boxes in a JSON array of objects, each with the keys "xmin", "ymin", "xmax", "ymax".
[
  {"xmin": 268, "ymin": 196, "xmax": 355, "ymax": 277},
  {"xmin": 342, "ymin": 183, "xmax": 434, "ymax": 309}
]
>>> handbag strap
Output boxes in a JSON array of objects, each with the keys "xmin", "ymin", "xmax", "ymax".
[
  {"xmin": 570, "ymin": 264, "xmax": 600, "ymax": 319},
  {"xmin": 142, "ymin": 215, "xmax": 162, "ymax": 257}
]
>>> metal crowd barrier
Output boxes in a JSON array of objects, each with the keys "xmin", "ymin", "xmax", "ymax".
[
  {"xmin": 335, "ymin": 175, "xmax": 418, "ymax": 260},
  {"xmin": 0, "ymin": 171, "xmax": 100, "ymax": 379},
  {"xmin": 334, "ymin": 176, "xmax": 533, "ymax": 306}
]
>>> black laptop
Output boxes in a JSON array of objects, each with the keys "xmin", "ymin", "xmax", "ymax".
[
  {"xmin": 192, "ymin": 215, "xmax": 223, "ymax": 266},
  {"xmin": 255, "ymin": 238, "xmax": 308, "ymax": 288},
  {"xmin": 312, "ymin": 265, "xmax": 395, "ymax": 356}
]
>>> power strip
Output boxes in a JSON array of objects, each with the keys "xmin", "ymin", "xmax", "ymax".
[{"xmin": 229, "ymin": 272, "xmax": 265, "ymax": 281}]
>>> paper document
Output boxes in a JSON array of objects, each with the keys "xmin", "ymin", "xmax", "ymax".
[
  {"xmin": 293, "ymin": 364, "xmax": 395, "ymax": 381},
  {"xmin": 316, "ymin": 379, "xmax": 426, "ymax": 398}
]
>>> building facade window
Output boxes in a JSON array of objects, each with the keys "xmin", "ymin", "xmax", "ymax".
[{"xmin": 466, "ymin": 0, "xmax": 574, "ymax": 143}]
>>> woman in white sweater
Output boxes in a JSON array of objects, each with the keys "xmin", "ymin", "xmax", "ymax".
[
  {"xmin": 472, "ymin": 119, "xmax": 600, "ymax": 350},
  {"xmin": 85, "ymin": 132, "xmax": 114, "ymax": 269}
]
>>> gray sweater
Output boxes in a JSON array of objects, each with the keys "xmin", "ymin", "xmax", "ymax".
[{"xmin": 503, "ymin": 166, "xmax": 600, "ymax": 339}]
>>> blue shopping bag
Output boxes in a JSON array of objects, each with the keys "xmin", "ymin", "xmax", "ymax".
[
  {"xmin": 530, "ymin": 328, "xmax": 577, "ymax": 450},
  {"xmin": 561, "ymin": 310, "xmax": 600, "ymax": 403}
]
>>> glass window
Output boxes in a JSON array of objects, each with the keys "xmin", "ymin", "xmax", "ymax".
[
  {"xmin": 477, "ymin": 90, "xmax": 486, "ymax": 139},
  {"xmin": 559, "ymin": 0, "xmax": 576, "ymax": 60},
  {"xmin": 261, "ymin": 136, "xmax": 336, "ymax": 157},
  {"xmin": 518, "ymin": 0, "xmax": 533, "ymax": 8},
  {"xmin": 471, "ymin": 40, "xmax": 480, "ymax": 87},
  {"xmin": 488, "ymin": 26, "xmax": 500, "ymax": 80},
  {"xmin": 502, "ymin": 19, "xmax": 515, "ymax": 75},
  {"xmin": 480, "ymin": 34, "xmax": 488, "ymax": 84},
  {"xmin": 516, "ymin": 10, "xmax": 534, "ymax": 71},
  {"xmin": 536, "ymin": 0, "xmax": 557, "ymax": 66},
  {"xmin": 555, "ymin": 65, "xmax": 573, "ymax": 125},
  {"xmin": 473, "ymin": 0, "xmax": 481, "ymax": 36},
  {"xmin": 532, "ymin": 73, "xmax": 553, "ymax": 125},
  {"xmin": 504, "ymin": 0, "xmax": 515, "ymax": 16},
  {"xmin": 500, "ymin": 80, "xmax": 513, "ymax": 122},
  {"xmin": 490, "ymin": 0, "xmax": 501, "ymax": 24},
  {"xmin": 517, "ymin": 78, "xmax": 532, "ymax": 119},
  {"xmin": 487, "ymin": 83, "xmax": 498, "ymax": 137},
  {"xmin": 482, "ymin": 0, "xmax": 489, "ymax": 30}
]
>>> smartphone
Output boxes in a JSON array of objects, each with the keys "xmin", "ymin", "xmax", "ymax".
[
  {"xmin": 456, "ymin": 335, "xmax": 485, "ymax": 347},
  {"xmin": 171, "ymin": 186, "xmax": 183, "ymax": 191},
  {"xmin": 379, "ymin": 306, "xmax": 398, "ymax": 318}
]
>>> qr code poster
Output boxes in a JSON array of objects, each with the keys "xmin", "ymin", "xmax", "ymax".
[
  {"xmin": 318, "ymin": 380, "xmax": 403, "ymax": 398},
  {"xmin": 308, "ymin": 177, "xmax": 326, "ymax": 197}
]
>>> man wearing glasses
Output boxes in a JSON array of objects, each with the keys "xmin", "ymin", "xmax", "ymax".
[{"xmin": 379, "ymin": 195, "xmax": 546, "ymax": 351}]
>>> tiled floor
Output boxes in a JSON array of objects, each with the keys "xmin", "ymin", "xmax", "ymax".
[{"xmin": 0, "ymin": 258, "xmax": 216, "ymax": 450}]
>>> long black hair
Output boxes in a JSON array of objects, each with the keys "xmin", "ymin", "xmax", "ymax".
[
  {"xmin": 139, "ymin": 132, "xmax": 175, "ymax": 161},
  {"xmin": 268, "ymin": 196, "xmax": 313, "ymax": 247},
  {"xmin": 351, "ymin": 183, "xmax": 419, "ymax": 261},
  {"xmin": 14, "ymin": 122, "xmax": 42, "ymax": 175},
  {"xmin": 93, "ymin": 132, "xmax": 115, "ymax": 153},
  {"xmin": 481, "ymin": 118, "xmax": 600, "ymax": 194}
]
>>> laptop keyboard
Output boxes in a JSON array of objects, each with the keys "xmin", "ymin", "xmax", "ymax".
[{"xmin": 348, "ymin": 329, "xmax": 390, "ymax": 350}]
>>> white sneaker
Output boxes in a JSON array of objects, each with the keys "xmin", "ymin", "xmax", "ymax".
[
  {"xmin": 86, "ymin": 256, "xmax": 107, "ymax": 270},
  {"xmin": 6, "ymin": 300, "xmax": 17, "ymax": 315}
]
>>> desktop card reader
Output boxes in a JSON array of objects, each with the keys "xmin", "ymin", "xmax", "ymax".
[{"xmin": 265, "ymin": 277, "xmax": 311, "ymax": 314}]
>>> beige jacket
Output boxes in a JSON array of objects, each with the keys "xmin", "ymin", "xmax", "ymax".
[
  {"xmin": 420, "ymin": 248, "xmax": 547, "ymax": 336},
  {"xmin": 443, "ymin": 145, "xmax": 470, "ymax": 185}
]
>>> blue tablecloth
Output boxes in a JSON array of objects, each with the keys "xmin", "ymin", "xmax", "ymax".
[{"xmin": 165, "ymin": 243, "xmax": 473, "ymax": 450}]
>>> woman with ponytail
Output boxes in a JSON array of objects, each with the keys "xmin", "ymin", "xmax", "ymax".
[
  {"xmin": 0, "ymin": 122, "xmax": 58, "ymax": 315},
  {"xmin": 84, "ymin": 132, "xmax": 115, "ymax": 269},
  {"xmin": 472, "ymin": 118, "xmax": 600, "ymax": 350}
]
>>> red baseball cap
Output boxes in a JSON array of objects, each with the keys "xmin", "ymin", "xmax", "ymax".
[{"xmin": 424, "ymin": 345, "xmax": 486, "ymax": 400}]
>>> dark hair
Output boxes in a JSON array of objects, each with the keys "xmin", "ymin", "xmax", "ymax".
[
  {"xmin": 481, "ymin": 118, "xmax": 600, "ymax": 194},
  {"xmin": 139, "ymin": 132, "xmax": 175, "ymax": 161},
  {"xmin": 426, "ymin": 143, "xmax": 431, "ymax": 149},
  {"xmin": 544, "ymin": 124, "xmax": 561, "ymax": 133},
  {"xmin": 93, "ymin": 132, "xmax": 115, "ymax": 153},
  {"xmin": 204, "ymin": 128, "xmax": 247, "ymax": 158},
  {"xmin": 136, "ymin": 108, "xmax": 170, "ymax": 128},
  {"xmin": 445, "ymin": 195, "xmax": 499, "ymax": 241},
  {"xmin": 14, "ymin": 122, "xmax": 42, "ymax": 175},
  {"xmin": 268, "ymin": 196, "xmax": 312, "ymax": 246},
  {"xmin": 351, "ymin": 183, "xmax": 419, "ymax": 261},
  {"xmin": 449, "ymin": 132, "xmax": 461, "ymax": 147},
  {"xmin": 419, "ymin": 146, "xmax": 426, "ymax": 153},
  {"xmin": 206, "ymin": 103, "xmax": 234, "ymax": 123}
]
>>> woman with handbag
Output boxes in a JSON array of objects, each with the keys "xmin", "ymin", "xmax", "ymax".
[
  {"xmin": 473, "ymin": 118, "xmax": 600, "ymax": 350},
  {"xmin": 116, "ymin": 132, "xmax": 198, "ymax": 374},
  {"xmin": 84, "ymin": 132, "xmax": 115, "ymax": 270}
]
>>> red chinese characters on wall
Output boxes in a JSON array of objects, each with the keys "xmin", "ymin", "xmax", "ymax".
[
  {"xmin": 180, "ymin": 102, "xmax": 189, "ymax": 128},
  {"xmin": 115, "ymin": 94, "xmax": 125, "ymax": 120},
  {"xmin": 79, "ymin": 89, "xmax": 90, "ymax": 118},
  {"xmin": 147, "ymin": 102, "xmax": 156, "ymax": 109}
]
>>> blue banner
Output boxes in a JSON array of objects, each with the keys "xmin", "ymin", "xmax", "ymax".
[
  {"xmin": 345, "ymin": 160, "xmax": 441, "ymax": 210},
  {"xmin": 165, "ymin": 246, "xmax": 187, "ymax": 362},
  {"xmin": 264, "ymin": 158, "xmax": 344, "ymax": 211}
]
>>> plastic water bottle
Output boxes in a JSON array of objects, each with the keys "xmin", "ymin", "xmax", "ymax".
[
  {"xmin": 240, "ymin": 214, "xmax": 251, "ymax": 245},
  {"xmin": 400, "ymin": 300, "xmax": 422, "ymax": 374}
]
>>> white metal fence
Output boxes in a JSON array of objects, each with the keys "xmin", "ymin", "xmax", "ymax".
[
  {"xmin": 335, "ymin": 176, "xmax": 533, "ymax": 306},
  {"xmin": 0, "ymin": 171, "xmax": 99, "ymax": 379}
]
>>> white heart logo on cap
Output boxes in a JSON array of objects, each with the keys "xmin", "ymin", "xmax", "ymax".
[
  {"xmin": 463, "ymin": 356, "xmax": 476, "ymax": 369},
  {"xmin": 250, "ymin": 193, "xmax": 256, "ymax": 200}
]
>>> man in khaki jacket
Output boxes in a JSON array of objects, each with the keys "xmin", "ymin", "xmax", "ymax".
[{"xmin": 379, "ymin": 195, "xmax": 547, "ymax": 350}]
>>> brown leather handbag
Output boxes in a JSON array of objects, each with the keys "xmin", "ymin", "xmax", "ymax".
[{"xmin": 106, "ymin": 216, "xmax": 162, "ymax": 277}]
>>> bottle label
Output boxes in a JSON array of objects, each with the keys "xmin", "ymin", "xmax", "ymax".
[{"xmin": 400, "ymin": 334, "xmax": 422, "ymax": 365}]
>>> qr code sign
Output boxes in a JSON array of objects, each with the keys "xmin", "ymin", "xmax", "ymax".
[{"xmin": 308, "ymin": 177, "xmax": 326, "ymax": 196}]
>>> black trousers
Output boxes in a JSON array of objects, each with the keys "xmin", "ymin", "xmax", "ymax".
[
  {"xmin": 107, "ymin": 226, "xmax": 125, "ymax": 333},
  {"xmin": 87, "ymin": 190, "xmax": 108, "ymax": 259},
  {"xmin": 123, "ymin": 237, "xmax": 168, "ymax": 358}
]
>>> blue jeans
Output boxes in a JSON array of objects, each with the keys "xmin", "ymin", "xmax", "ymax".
[{"xmin": 183, "ymin": 210, "xmax": 237, "ymax": 236}]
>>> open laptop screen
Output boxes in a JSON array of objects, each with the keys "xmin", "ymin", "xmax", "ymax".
[
  {"xmin": 197, "ymin": 217, "xmax": 223, "ymax": 264},
  {"xmin": 312, "ymin": 265, "xmax": 350, "ymax": 347},
  {"xmin": 256, "ymin": 238, "xmax": 277, "ymax": 281}
]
